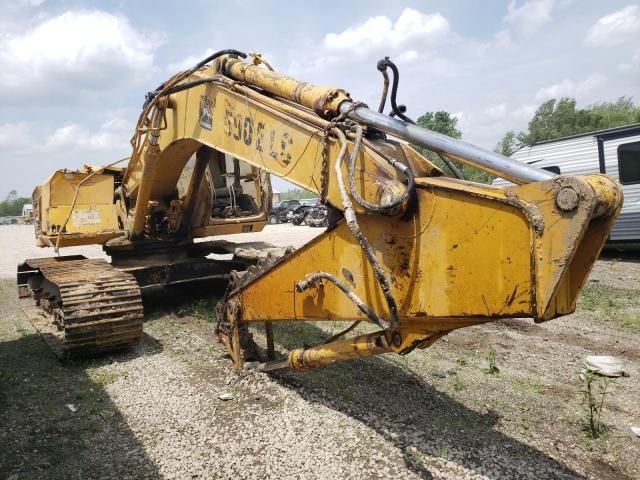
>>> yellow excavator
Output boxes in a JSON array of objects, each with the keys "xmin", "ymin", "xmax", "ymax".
[{"xmin": 18, "ymin": 49, "xmax": 622, "ymax": 370}]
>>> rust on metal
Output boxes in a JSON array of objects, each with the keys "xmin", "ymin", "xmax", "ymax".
[{"xmin": 17, "ymin": 256, "xmax": 143, "ymax": 357}]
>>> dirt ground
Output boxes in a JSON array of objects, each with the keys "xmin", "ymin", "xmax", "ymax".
[{"xmin": 1, "ymin": 224, "xmax": 639, "ymax": 479}]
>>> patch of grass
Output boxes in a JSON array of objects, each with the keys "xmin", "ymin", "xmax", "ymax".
[
  {"xmin": 514, "ymin": 377, "xmax": 543, "ymax": 394},
  {"xmin": 578, "ymin": 284, "xmax": 639, "ymax": 330},
  {"xmin": 579, "ymin": 285, "xmax": 600, "ymax": 311},
  {"xmin": 87, "ymin": 369, "xmax": 121, "ymax": 387},
  {"xmin": 452, "ymin": 374, "xmax": 466, "ymax": 391},
  {"xmin": 190, "ymin": 298, "xmax": 217, "ymax": 322},
  {"xmin": 621, "ymin": 314, "xmax": 640, "ymax": 330}
]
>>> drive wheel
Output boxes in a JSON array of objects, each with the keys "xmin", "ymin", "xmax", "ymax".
[{"xmin": 268, "ymin": 214, "xmax": 279, "ymax": 224}]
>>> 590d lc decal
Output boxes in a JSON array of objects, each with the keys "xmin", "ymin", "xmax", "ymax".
[{"xmin": 224, "ymin": 106, "xmax": 293, "ymax": 165}]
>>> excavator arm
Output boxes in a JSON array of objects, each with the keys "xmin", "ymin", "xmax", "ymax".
[{"xmin": 122, "ymin": 51, "xmax": 622, "ymax": 370}]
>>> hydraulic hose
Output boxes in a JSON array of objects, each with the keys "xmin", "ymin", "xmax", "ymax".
[
  {"xmin": 376, "ymin": 57, "xmax": 416, "ymax": 124},
  {"xmin": 333, "ymin": 127, "xmax": 398, "ymax": 326},
  {"xmin": 350, "ymin": 133, "xmax": 415, "ymax": 212},
  {"xmin": 143, "ymin": 49, "xmax": 247, "ymax": 108},
  {"xmin": 296, "ymin": 272, "xmax": 384, "ymax": 328}
]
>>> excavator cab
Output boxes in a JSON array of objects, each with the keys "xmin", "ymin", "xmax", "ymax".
[{"xmin": 177, "ymin": 152, "xmax": 270, "ymax": 232}]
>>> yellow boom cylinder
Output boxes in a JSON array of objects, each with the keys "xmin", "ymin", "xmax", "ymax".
[{"xmin": 221, "ymin": 57, "xmax": 352, "ymax": 118}]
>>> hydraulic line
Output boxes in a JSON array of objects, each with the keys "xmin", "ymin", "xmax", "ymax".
[
  {"xmin": 348, "ymin": 130, "xmax": 415, "ymax": 212},
  {"xmin": 377, "ymin": 64, "xmax": 390, "ymax": 114},
  {"xmin": 143, "ymin": 49, "xmax": 247, "ymax": 108},
  {"xmin": 376, "ymin": 57, "xmax": 416, "ymax": 124},
  {"xmin": 296, "ymin": 272, "xmax": 384, "ymax": 328},
  {"xmin": 332, "ymin": 127, "xmax": 398, "ymax": 326},
  {"xmin": 438, "ymin": 153, "xmax": 464, "ymax": 179},
  {"xmin": 323, "ymin": 321, "xmax": 362, "ymax": 345}
]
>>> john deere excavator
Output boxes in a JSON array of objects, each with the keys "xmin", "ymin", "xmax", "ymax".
[{"xmin": 18, "ymin": 49, "xmax": 622, "ymax": 370}]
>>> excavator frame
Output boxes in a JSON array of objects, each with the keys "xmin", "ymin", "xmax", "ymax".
[{"xmin": 18, "ymin": 49, "xmax": 622, "ymax": 368}]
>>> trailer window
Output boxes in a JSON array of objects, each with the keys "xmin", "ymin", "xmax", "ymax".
[
  {"xmin": 618, "ymin": 142, "xmax": 640, "ymax": 184},
  {"xmin": 542, "ymin": 166, "xmax": 561, "ymax": 175}
]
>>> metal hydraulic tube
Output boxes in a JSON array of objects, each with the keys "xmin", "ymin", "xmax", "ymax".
[{"xmin": 340, "ymin": 102, "xmax": 554, "ymax": 185}]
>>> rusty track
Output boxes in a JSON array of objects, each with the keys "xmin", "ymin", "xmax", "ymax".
[{"xmin": 17, "ymin": 256, "xmax": 143, "ymax": 357}]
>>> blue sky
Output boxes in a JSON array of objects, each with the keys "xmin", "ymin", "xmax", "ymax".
[{"xmin": 0, "ymin": 0, "xmax": 638, "ymax": 196}]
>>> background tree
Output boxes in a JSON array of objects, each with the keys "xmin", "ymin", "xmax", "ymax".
[
  {"xmin": 0, "ymin": 190, "xmax": 31, "ymax": 217},
  {"xmin": 414, "ymin": 111, "xmax": 494, "ymax": 184},
  {"xmin": 515, "ymin": 96, "xmax": 640, "ymax": 146},
  {"xmin": 279, "ymin": 188, "xmax": 317, "ymax": 201},
  {"xmin": 494, "ymin": 130, "xmax": 521, "ymax": 156}
]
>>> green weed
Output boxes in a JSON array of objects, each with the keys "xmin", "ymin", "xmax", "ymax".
[
  {"xmin": 482, "ymin": 346, "xmax": 500, "ymax": 375},
  {"xmin": 580, "ymin": 369, "xmax": 614, "ymax": 439},
  {"xmin": 452, "ymin": 374, "xmax": 466, "ymax": 391}
]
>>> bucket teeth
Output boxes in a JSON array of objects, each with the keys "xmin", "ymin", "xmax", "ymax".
[{"xmin": 17, "ymin": 256, "xmax": 143, "ymax": 358}]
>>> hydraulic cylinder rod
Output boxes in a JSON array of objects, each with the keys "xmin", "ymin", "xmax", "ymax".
[{"xmin": 339, "ymin": 102, "xmax": 554, "ymax": 185}]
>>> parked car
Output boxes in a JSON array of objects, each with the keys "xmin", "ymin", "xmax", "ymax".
[
  {"xmin": 305, "ymin": 205, "xmax": 328, "ymax": 227},
  {"xmin": 299, "ymin": 198, "xmax": 320, "ymax": 206},
  {"xmin": 268, "ymin": 199, "xmax": 300, "ymax": 224},
  {"xmin": 288, "ymin": 204, "xmax": 315, "ymax": 225}
]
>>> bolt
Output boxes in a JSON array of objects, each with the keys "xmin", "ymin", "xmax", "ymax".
[{"xmin": 556, "ymin": 187, "xmax": 579, "ymax": 212}]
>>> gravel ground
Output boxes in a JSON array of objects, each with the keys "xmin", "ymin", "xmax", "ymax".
[{"xmin": 1, "ymin": 224, "xmax": 639, "ymax": 479}]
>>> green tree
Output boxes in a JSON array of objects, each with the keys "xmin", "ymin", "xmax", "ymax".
[
  {"xmin": 0, "ymin": 190, "xmax": 30, "ymax": 217},
  {"xmin": 414, "ymin": 111, "xmax": 494, "ymax": 184},
  {"xmin": 589, "ymin": 96, "xmax": 640, "ymax": 128},
  {"xmin": 417, "ymin": 111, "xmax": 462, "ymax": 139},
  {"xmin": 278, "ymin": 188, "xmax": 317, "ymax": 201},
  {"xmin": 517, "ymin": 96, "xmax": 639, "ymax": 145},
  {"xmin": 494, "ymin": 131, "xmax": 521, "ymax": 156}
]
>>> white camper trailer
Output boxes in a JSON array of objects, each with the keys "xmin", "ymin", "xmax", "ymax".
[{"xmin": 494, "ymin": 124, "xmax": 640, "ymax": 242}]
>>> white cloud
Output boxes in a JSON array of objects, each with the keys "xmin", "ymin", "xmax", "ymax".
[
  {"xmin": 575, "ymin": 73, "xmax": 607, "ymax": 97},
  {"xmin": 44, "ymin": 117, "xmax": 132, "ymax": 152},
  {"xmin": 396, "ymin": 50, "xmax": 419, "ymax": 63},
  {"xmin": 493, "ymin": 29, "xmax": 514, "ymax": 48},
  {"xmin": 536, "ymin": 79, "xmax": 574, "ymax": 100},
  {"xmin": 504, "ymin": 0, "xmax": 554, "ymax": 34},
  {"xmin": 457, "ymin": 102, "xmax": 539, "ymax": 148},
  {"xmin": 0, "ymin": 116, "xmax": 132, "ymax": 154},
  {"xmin": 0, "ymin": 10, "xmax": 163, "ymax": 100},
  {"xmin": 482, "ymin": 103, "xmax": 508, "ymax": 119},
  {"xmin": 535, "ymin": 74, "xmax": 607, "ymax": 101},
  {"xmin": 585, "ymin": 5, "xmax": 640, "ymax": 47},
  {"xmin": 620, "ymin": 49, "xmax": 640, "ymax": 73},
  {"xmin": 323, "ymin": 8, "xmax": 449, "ymax": 53},
  {"xmin": 0, "ymin": 122, "xmax": 32, "ymax": 148},
  {"xmin": 166, "ymin": 48, "xmax": 216, "ymax": 73},
  {"xmin": 511, "ymin": 104, "xmax": 537, "ymax": 121}
]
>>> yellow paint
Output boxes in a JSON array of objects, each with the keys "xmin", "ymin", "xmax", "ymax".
[
  {"xmin": 234, "ymin": 174, "xmax": 619, "ymax": 326},
  {"xmin": 27, "ymin": 55, "xmax": 624, "ymax": 371},
  {"xmin": 35, "ymin": 171, "xmax": 119, "ymax": 245}
]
